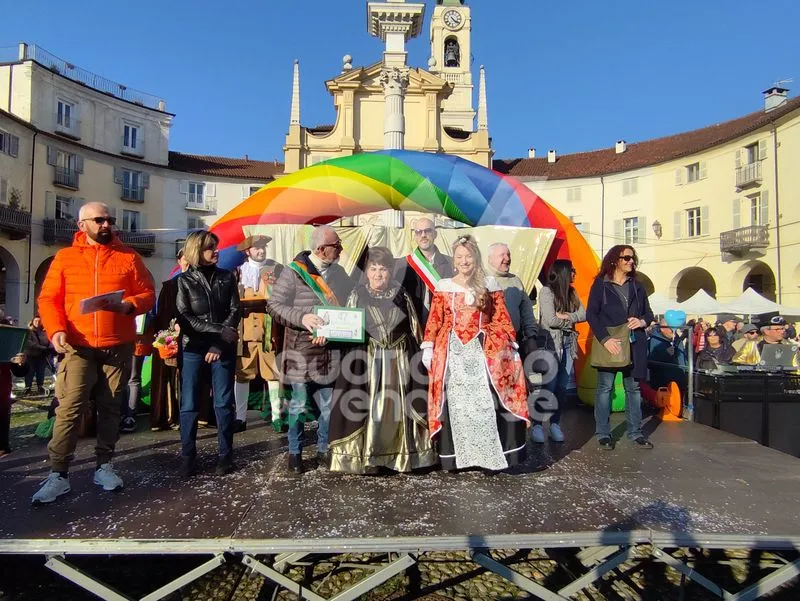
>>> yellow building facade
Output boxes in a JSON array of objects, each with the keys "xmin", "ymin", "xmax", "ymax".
[{"xmin": 497, "ymin": 90, "xmax": 800, "ymax": 307}]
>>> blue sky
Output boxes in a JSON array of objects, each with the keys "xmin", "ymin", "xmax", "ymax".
[{"xmin": 3, "ymin": 0, "xmax": 799, "ymax": 162}]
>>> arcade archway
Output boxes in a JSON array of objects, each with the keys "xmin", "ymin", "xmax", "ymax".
[
  {"xmin": 0, "ymin": 246, "xmax": 21, "ymax": 320},
  {"xmin": 671, "ymin": 267, "xmax": 716, "ymax": 302}
]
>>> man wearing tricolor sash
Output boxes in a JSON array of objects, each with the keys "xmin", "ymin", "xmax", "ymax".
[
  {"xmin": 267, "ymin": 225, "xmax": 353, "ymax": 475},
  {"xmin": 395, "ymin": 217, "xmax": 453, "ymax": 326}
]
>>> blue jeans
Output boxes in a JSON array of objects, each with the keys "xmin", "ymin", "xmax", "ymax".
[
  {"xmin": 287, "ymin": 382, "xmax": 332, "ymax": 455},
  {"xmin": 594, "ymin": 369, "xmax": 643, "ymax": 440},
  {"xmin": 180, "ymin": 350, "xmax": 235, "ymax": 458},
  {"xmin": 537, "ymin": 336, "xmax": 574, "ymax": 425}
]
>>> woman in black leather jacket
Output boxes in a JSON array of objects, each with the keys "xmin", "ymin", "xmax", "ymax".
[{"xmin": 176, "ymin": 231, "xmax": 240, "ymax": 477}]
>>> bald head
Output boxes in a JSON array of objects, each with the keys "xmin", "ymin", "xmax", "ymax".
[
  {"xmin": 412, "ymin": 217, "xmax": 437, "ymax": 252},
  {"xmin": 311, "ymin": 224, "xmax": 342, "ymax": 264},
  {"xmin": 78, "ymin": 202, "xmax": 115, "ymax": 245},
  {"xmin": 78, "ymin": 202, "xmax": 111, "ymax": 221}
]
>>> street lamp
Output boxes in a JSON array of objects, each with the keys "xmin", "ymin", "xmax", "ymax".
[{"xmin": 652, "ymin": 220, "xmax": 662, "ymax": 239}]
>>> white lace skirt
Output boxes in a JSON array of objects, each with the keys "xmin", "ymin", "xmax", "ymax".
[{"xmin": 445, "ymin": 332, "xmax": 508, "ymax": 471}]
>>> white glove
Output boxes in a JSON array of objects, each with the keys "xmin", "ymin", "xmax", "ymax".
[{"xmin": 422, "ymin": 347, "xmax": 433, "ymax": 370}]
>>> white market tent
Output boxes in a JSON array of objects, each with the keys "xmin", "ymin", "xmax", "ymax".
[
  {"xmin": 647, "ymin": 292, "xmax": 676, "ymax": 316},
  {"xmin": 718, "ymin": 287, "xmax": 800, "ymax": 318},
  {"xmin": 677, "ymin": 289, "xmax": 726, "ymax": 316}
]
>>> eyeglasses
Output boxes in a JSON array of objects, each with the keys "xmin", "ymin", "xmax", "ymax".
[
  {"xmin": 745, "ymin": 331, "xmax": 758, "ymax": 335},
  {"xmin": 618, "ymin": 255, "xmax": 635, "ymax": 262},
  {"xmin": 413, "ymin": 228, "xmax": 435, "ymax": 236},
  {"xmin": 81, "ymin": 217, "xmax": 116, "ymax": 226},
  {"xmin": 321, "ymin": 242, "xmax": 343, "ymax": 250}
]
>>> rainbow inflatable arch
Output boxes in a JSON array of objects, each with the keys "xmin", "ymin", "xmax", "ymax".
[{"xmin": 207, "ymin": 149, "xmax": 602, "ymax": 400}]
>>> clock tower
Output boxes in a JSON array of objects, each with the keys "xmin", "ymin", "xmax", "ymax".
[{"xmin": 429, "ymin": 0, "xmax": 474, "ymax": 131}]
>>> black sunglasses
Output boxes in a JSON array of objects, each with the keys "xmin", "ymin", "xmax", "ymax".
[
  {"xmin": 321, "ymin": 242, "xmax": 343, "ymax": 250},
  {"xmin": 81, "ymin": 216, "xmax": 116, "ymax": 226},
  {"xmin": 619, "ymin": 255, "xmax": 635, "ymax": 262},
  {"xmin": 413, "ymin": 228, "xmax": 435, "ymax": 235}
]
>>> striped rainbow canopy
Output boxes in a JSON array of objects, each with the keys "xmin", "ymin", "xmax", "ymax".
[{"xmin": 209, "ymin": 149, "xmax": 598, "ymax": 302}]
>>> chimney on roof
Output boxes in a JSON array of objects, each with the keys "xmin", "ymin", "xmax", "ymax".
[
  {"xmin": 763, "ymin": 86, "xmax": 789, "ymax": 112},
  {"xmin": 244, "ymin": 154, "xmax": 249, "ymax": 162},
  {"xmin": 527, "ymin": 148, "xmax": 536, "ymax": 159},
  {"xmin": 547, "ymin": 149, "xmax": 557, "ymax": 163},
  {"xmin": 157, "ymin": 99, "xmax": 166, "ymax": 112},
  {"xmin": 615, "ymin": 140, "xmax": 627, "ymax": 154}
]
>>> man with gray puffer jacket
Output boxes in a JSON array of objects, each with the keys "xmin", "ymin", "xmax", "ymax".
[{"xmin": 267, "ymin": 225, "xmax": 353, "ymax": 475}]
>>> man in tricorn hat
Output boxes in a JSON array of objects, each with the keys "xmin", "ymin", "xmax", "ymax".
[{"xmin": 234, "ymin": 235, "xmax": 285, "ymax": 432}]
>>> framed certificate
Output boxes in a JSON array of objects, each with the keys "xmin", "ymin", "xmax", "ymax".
[{"xmin": 312, "ymin": 306, "xmax": 365, "ymax": 343}]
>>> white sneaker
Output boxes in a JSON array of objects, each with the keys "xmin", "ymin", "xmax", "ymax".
[
  {"xmin": 93, "ymin": 463, "xmax": 123, "ymax": 491},
  {"xmin": 531, "ymin": 424, "xmax": 546, "ymax": 443},
  {"xmin": 31, "ymin": 472, "xmax": 71, "ymax": 505},
  {"xmin": 549, "ymin": 423, "xmax": 565, "ymax": 442}
]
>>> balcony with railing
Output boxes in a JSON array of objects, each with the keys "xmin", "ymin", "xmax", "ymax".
[
  {"xmin": 736, "ymin": 161, "xmax": 762, "ymax": 189},
  {"xmin": 186, "ymin": 198, "xmax": 217, "ymax": 213},
  {"xmin": 720, "ymin": 225, "xmax": 769, "ymax": 255},
  {"xmin": 117, "ymin": 230, "xmax": 156, "ymax": 256},
  {"xmin": 121, "ymin": 186, "xmax": 145, "ymax": 203},
  {"xmin": 0, "ymin": 205, "xmax": 32, "ymax": 240},
  {"xmin": 43, "ymin": 219, "xmax": 78, "ymax": 245},
  {"xmin": 53, "ymin": 167, "xmax": 79, "ymax": 190},
  {"xmin": 16, "ymin": 44, "xmax": 167, "ymax": 111},
  {"xmin": 54, "ymin": 113, "xmax": 81, "ymax": 140}
]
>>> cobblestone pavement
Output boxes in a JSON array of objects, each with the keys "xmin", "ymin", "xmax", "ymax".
[{"xmin": 2, "ymin": 548, "xmax": 799, "ymax": 600}]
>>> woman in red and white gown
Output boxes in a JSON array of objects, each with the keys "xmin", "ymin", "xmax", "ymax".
[{"xmin": 421, "ymin": 235, "xmax": 529, "ymax": 471}]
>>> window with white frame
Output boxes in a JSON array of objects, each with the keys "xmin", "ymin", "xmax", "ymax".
[
  {"xmin": 686, "ymin": 163, "xmax": 701, "ymax": 183},
  {"xmin": 56, "ymin": 99, "xmax": 74, "ymax": 129},
  {"xmin": 566, "ymin": 187, "xmax": 581, "ymax": 202},
  {"xmin": 686, "ymin": 207, "xmax": 703, "ymax": 237},
  {"xmin": 249, "ymin": 185, "xmax": 261, "ymax": 196},
  {"xmin": 122, "ymin": 123, "xmax": 141, "ymax": 153},
  {"xmin": 623, "ymin": 217, "xmax": 640, "ymax": 244},
  {"xmin": 745, "ymin": 143, "xmax": 759, "ymax": 165},
  {"xmin": 55, "ymin": 195, "xmax": 75, "ymax": 220},
  {"xmin": 122, "ymin": 209, "xmax": 141, "ymax": 232},
  {"xmin": 569, "ymin": 217, "xmax": 589, "ymax": 236},
  {"xmin": 622, "ymin": 178, "xmax": 638, "ymax": 196},
  {"xmin": 188, "ymin": 182, "xmax": 205, "ymax": 206},
  {"xmin": 122, "ymin": 170, "xmax": 143, "ymax": 201}
]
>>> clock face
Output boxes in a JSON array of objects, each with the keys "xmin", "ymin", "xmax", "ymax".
[{"xmin": 443, "ymin": 9, "xmax": 462, "ymax": 30}]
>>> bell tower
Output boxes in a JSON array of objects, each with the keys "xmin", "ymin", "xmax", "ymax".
[{"xmin": 429, "ymin": 0, "xmax": 474, "ymax": 131}]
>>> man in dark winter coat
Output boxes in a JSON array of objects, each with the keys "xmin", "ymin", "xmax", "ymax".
[{"xmin": 267, "ymin": 225, "xmax": 353, "ymax": 474}]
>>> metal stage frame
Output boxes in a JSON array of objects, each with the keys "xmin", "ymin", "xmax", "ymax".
[
  {"xmin": 2, "ymin": 412, "xmax": 800, "ymax": 600},
  {"xmin": 3, "ymin": 533, "xmax": 800, "ymax": 601}
]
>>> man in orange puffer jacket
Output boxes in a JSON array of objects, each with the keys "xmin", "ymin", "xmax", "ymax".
[{"xmin": 33, "ymin": 202, "xmax": 155, "ymax": 505}]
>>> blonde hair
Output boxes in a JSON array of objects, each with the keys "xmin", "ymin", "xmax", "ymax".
[
  {"xmin": 452, "ymin": 234, "xmax": 488, "ymax": 310},
  {"xmin": 183, "ymin": 231, "xmax": 219, "ymax": 267}
]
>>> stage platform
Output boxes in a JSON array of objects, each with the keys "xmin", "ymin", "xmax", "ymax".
[{"xmin": 1, "ymin": 407, "xmax": 799, "ymax": 600}]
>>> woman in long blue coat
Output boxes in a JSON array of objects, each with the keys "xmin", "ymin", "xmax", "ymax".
[{"xmin": 586, "ymin": 245, "xmax": 655, "ymax": 451}]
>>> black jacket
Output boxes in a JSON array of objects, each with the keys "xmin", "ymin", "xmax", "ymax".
[
  {"xmin": 393, "ymin": 246, "xmax": 453, "ymax": 326},
  {"xmin": 176, "ymin": 266, "xmax": 241, "ymax": 355},
  {"xmin": 587, "ymin": 275, "xmax": 654, "ymax": 380}
]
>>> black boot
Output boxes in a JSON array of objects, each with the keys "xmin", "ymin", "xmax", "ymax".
[
  {"xmin": 288, "ymin": 453, "xmax": 304, "ymax": 475},
  {"xmin": 215, "ymin": 454, "xmax": 235, "ymax": 475},
  {"xmin": 315, "ymin": 451, "xmax": 330, "ymax": 470},
  {"xmin": 179, "ymin": 455, "xmax": 196, "ymax": 478}
]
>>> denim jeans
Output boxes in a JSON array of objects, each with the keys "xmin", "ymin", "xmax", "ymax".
[
  {"xmin": 287, "ymin": 382, "xmax": 332, "ymax": 455},
  {"xmin": 123, "ymin": 354, "xmax": 145, "ymax": 418},
  {"xmin": 180, "ymin": 350, "xmax": 235, "ymax": 458},
  {"xmin": 25, "ymin": 357, "xmax": 47, "ymax": 389},
  {"xmin": 536, "ymin": 336, "xmax": 574, "ymax": 425},
  {"xmin": 594, "ymin": 369, "xmax": 643, "ymax": 440}
]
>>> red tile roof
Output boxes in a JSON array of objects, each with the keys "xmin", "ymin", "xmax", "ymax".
[
  {"xmin": 493, "ymin": 97, "xmax": 800, "ymax": 180},
  {"xmin": 168, "ymin": 152, "xmax": 284, "ymax": 180}
]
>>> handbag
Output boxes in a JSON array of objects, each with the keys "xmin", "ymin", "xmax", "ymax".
[{"xmin": 590, "ymin": 323, "xmax": 632, "ymax": 369}]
